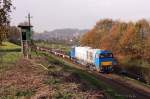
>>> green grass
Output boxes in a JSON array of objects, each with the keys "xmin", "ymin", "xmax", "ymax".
[
  {"xmin": 0, "ymin": 52, "xmax": 21, "ymax": 72},
  {"xmin": 39, "ymin": 51, "xmax": 125, "ymax": 99},
  {"xmin": 0, "ymin": 87, "xmax": 35, "ymax": 99},
  {"xmin": 0, "ymin": 52, "xmax": 21, "ymax": 63},
  {"xmin": 63, "ymin": 64, "xmax": 125, "ymax": 99},
  {"xmin": 15, "ymin": 89, "xmax": 36, "ymax": 97},
  {"xmin": 0, "ymin": 42, "xmax": 21, "ymax": 50},
  {"xmin": 0, "ymin": 42, "xmax": 21, "ymax": 72},
  {"xmin": 120, "ymin": 57, "xmax": 150, "ymax": 84},
  {"xmin": 123, "ymin": 76, "xmax": 150, "ymax": 88},
  {"xmin": 0, "ymin": 42, "xmax": 36, "ymax": 98}
]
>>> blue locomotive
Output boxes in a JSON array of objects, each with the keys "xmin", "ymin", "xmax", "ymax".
[{"xmin": 70, "ymin": 46, "xmax": 115, "ymax": 72}]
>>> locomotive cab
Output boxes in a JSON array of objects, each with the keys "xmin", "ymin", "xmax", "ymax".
[{"xmin": 94, "ymin": 50, "xmax": 114, "ymax": 72}]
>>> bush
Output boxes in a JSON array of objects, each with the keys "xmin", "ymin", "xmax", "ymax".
[
  {"xmin": 120, "ymin": 56, "xmax": 150, "ymax": 83},
  {"xmin": 15, "ymin": 89, "xmax": 36, "ymax": 98}
]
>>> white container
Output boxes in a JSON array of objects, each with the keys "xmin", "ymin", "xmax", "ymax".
[
  {"xmin": 87, "ymin": 49, "xmax": 99, "ymax": 64},
  {"xmin": 75, "ymin": 46, "xmax": 91, "ymax": 63}
]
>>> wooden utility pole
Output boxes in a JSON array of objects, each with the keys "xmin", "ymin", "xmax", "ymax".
[
  {"xmin": 27, "ymin": 13, "xmax": 32, "ymax": 59},
  {"xmin": 28, "ymin": 13, "xmax": 32, "ymax": 31}
]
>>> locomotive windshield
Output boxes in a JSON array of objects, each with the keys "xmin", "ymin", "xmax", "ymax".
[{"xmin": 100, "ymin": 53, "xmax": 113, "ymax": 58}]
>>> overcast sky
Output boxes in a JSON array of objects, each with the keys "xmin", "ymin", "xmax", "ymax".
[{"xmin": 11, "ymin": 0, "xmax": 150, "ymax": 32}]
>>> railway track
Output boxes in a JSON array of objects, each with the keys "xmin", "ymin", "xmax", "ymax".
[
  {"xmin": 94, "ymin": 72, "xmax": 150, "ymax": 99},
  {"xmin": 36, "ymin": 46, "xmax": 150, "ymax": 99}
]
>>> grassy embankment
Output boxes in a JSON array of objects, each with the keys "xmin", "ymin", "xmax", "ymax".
[
  {"xmin": 118, "ymin": 55, "xmax": 150, "ymax": 84},
  {"xmin": 0, "ymin": 45, "xmax": 124, "ymax": 99},
  {"xmin": 37, "ymin": 51, "xmax": 125, "ymax": 99},
  {"xmin": 0, "ymin": 42, "xmax": 21, "ymax": 72}
]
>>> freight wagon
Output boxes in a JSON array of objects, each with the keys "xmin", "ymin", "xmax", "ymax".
[{"xmin": 70, "ymin": 46, "xmax": 115, "ymax": 72}]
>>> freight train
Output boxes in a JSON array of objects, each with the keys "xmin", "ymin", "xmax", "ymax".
[
  {"xmin": 37, "ymin": 46, "xmax": 116, "ymax": 73},
  {"xmin": 37, "ymin": 46, "xmax": 148, "ymax": 82},
  {"xmin": 70, "ymin": 46, "xmax": 115, "ymax": 72}
]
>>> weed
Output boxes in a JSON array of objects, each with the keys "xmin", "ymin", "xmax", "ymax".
[
  {"xmin": 44, "ymin": 78, "xmax": 61, "ymax": 85},
  {"xmin": 15, "ymin": 89, "xmax": 36, "ymax": 97}
]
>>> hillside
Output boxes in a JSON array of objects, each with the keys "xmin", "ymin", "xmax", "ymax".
[
  {"xmin": 33, "ymin": 28, "xmax": 88, "ymax": 41},
  {"xmin": 0, "ymin": 42, "xmax": 21, "ymax": 51}
]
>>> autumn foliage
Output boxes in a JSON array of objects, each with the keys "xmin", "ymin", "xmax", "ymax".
[
  {"xmin": 81, "ymin": 19, "xmax": 150, "ymax": 60},
  {"xmin": 81, "ymin": 19, "xmax": 150, "ymax": 83}
]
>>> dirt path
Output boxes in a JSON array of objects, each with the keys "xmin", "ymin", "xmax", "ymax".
[
  {"xmin": 0, "ymin": 57, "xmax": 52, "ymax": 99},
  {"xmin": 0, "ymin": 56, "xmax": 106, "ymax": 99}
]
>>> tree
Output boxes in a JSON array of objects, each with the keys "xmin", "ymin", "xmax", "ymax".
[
  {"xmin": 0, "ymin": 0, "xmax": 13, "ymax": 45},
  {"xmin": 81, "ymin": 19, "xmax": 114, "ymax": 48},
  {"xmin": 144, "ymin": 33, "xmax": 150, "ymax": 60},
  {"xmin": 80, "ymin": 18, "xmax": 150, "ymax": 83},
  {"xmin": 7, "ymin": 26, "xmax": 20, "ymax": 44}
]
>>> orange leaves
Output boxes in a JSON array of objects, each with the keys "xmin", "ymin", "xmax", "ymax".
[
  {"xmin": 120, "ymin": 24, "xmax": 135, "ymax": 48},
  {"xmin": 80, "ymin": 19, "xmax": 150, "ymax": 60}
]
